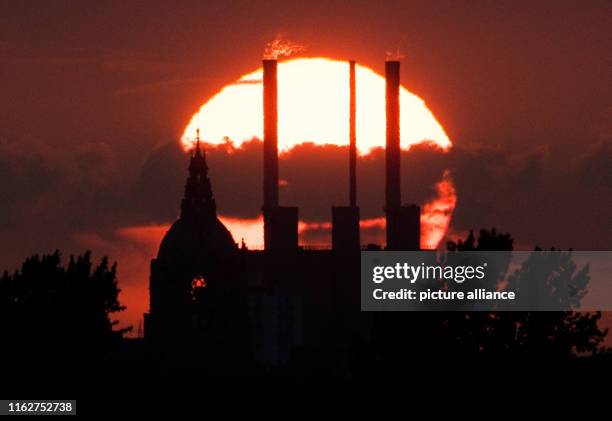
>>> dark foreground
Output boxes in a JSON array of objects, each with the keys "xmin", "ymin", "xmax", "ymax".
[{"xmin": 3, "ymin": 337, "xmax": 612, "ymax": 413}]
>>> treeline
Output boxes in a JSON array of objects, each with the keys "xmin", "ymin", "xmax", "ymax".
[{"xmin": 0, "ymin": 251, "xmax": 130, "ymax": 366}]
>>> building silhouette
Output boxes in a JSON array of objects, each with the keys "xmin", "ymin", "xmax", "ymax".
[{"xmin": 144, "ymin": 60, "xmax": 420, "ymax": 367}]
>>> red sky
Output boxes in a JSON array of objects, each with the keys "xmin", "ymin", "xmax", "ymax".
[{"xmin": 0, "ymin": 1, "xmax": 611, "ymax": 338}]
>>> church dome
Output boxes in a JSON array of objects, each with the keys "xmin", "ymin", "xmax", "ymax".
[
  {"xmin": 157, "ymin": 217, "xmax": 236, "ymax": 262},
  {"xmin": 155, "ymin": 132, "xmax": 237, "ymax": 263}
]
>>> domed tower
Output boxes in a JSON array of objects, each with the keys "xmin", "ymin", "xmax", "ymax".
[{"xmin": 145, "ymin": 132, "xmax": 244, "ymax": 357}]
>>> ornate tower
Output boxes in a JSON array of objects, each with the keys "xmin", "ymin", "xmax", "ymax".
[
  {"xmin": 180, "ymin": 130, "xmax": 216, "ymax": 220},
  {"xmin": 145, "ymin": 131, "xmax": 245, "ymax": 362}
]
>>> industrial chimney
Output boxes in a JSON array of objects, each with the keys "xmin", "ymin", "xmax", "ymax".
[
  {"xmin": 385, "ymin": 60, "xmax": 401, "ymax": 213},
  {"xmin": 349, "ymin": 60, "xmax": 357, "ymax": 208},
  {"xmin": 262, "ymin": 59, "xmax": 298, "ymax": 251},
  {"xmin": 332, "ymin": 60, "xmax": 360, "ymax": 251},
  {"xmin": 385, "ymin": 60, "xmax": 420, "ymax": 250},
  {"xmin": 263, "ymin": 59, "xmax": 279, "ymax": 209}
]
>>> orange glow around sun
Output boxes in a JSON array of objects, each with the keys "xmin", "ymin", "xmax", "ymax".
[{"xmin": 181, "ymin": 57, "xmax": 451, "ymax": 154}]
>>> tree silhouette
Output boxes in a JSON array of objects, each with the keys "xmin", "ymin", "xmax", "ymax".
[
  {"xmin": 0, "ymin": 251, "xmax": 130, "ymax": 366},
  {"xmin": 446, "ymin": 231, "xmax": 607, "ymax": 357},
  {"xmin": 447, "ymin": 228, "xmax": 514, "ymax": 252},
  {"xmin": 502, "ymin": 249, "xmax": 606, "ymax": 356},
  {"xmin": 361, "ymin": 229, "xmax": 608, "ymax": 377}
]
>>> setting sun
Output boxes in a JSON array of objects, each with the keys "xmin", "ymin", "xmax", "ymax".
[
  {"xmin": 182, "ymin": 57, "xmax": 451, "ymax": 154},
  {"xmin": 180, "ymin": 57, "xmax": 456, "ymax": 250}
]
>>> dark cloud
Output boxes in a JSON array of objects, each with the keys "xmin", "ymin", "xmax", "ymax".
[
  {"xmin": 3, "ymin": 134, "xmax": 610, "ymax": 274},
  {"xmin": 128, "ymin": 141, "xmax": 452, "ymax": 222},
  {"xmin": 575, "ymin": 140, "xmax": 612, "ymax": 193},
  {"xmin": 446, "ymin": 141, "xmax": 612, "ymax": 249}
]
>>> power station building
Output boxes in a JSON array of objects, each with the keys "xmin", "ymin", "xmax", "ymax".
[{"xmin": 144, "ymin": 60, "xmax": 420, "ymax": 368}]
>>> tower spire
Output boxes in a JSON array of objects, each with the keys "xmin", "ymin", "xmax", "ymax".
[
  {"xmin": 181, "ymin": 128, "xmax": 216, "ymax": 219},
  {"xmin": 195, "ymin": 128, "xmax": 202, "ymax": 156}
]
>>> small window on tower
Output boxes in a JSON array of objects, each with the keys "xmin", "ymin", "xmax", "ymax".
[
  {"xmin": 192, "ymin": 275, "xmax": 207, "ymax": 289},
  {"xmin": 191, "ymin": 275, "xmax": 208, "ymax": 302}
]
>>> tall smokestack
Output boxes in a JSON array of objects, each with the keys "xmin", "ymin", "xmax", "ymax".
[
  {"xmin": 331, "ymin": 60, "xmax": 361, "ymax": 250},
  {"xmin": 349, "ymin": 60, "xmax": 357, "ymax": 207},
  {"xmin": 384, "ymin": 60, "xmax": 420, "ymax": 250},
  {"xmin": 262, "ymin": 59, "xmax": 298, "ymax": 250},
  {"xmin": 385, "ymin": 60, "xmax": 401, "ymax": 249},
  {"xmin": 263, "ymin": 59, "xmax": 279, "ymax": 209},
  {"xmin": 385, "ymin": 60, "xmax": 401, "ymax": 211}
]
